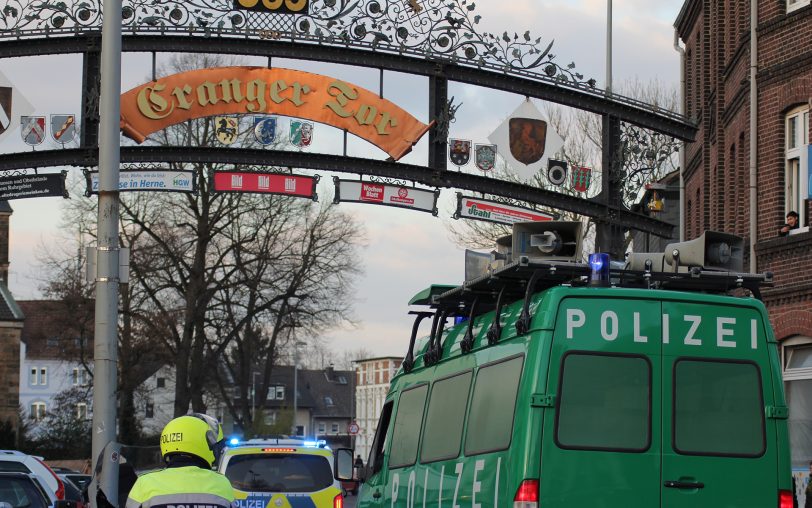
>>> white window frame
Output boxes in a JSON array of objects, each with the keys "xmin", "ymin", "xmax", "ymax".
[
  {"xmin": 76, "ymin": 403, "xmax": 87, "ymax": 420},
  {"xmin": 318, "ymin": 422, "xmax": 326, "ymax": 434},
  {"xmin": 30, "ymin": 402, "xmax": 46, "ymax": 422},
  {"xmin": 788, "ymin": 0, "xmax": 811, "ymax": 14},
  {"xmin": 30, "ymin": 367, "xmax": 38, "ymax": 386},
  {"xmin": 786, "ymin": 106, "xmax": 810, "ymax": 228},
  {"xmin": 331, "ymin": 423, "xmax": 339, "ymax": 434},
  {"xmin": 39, "ymin": 368, "xmax": 47, "ymax": 386},
  {"xmin": 275, "ymin": 386, "xmax": 285, "ymax": 400}
]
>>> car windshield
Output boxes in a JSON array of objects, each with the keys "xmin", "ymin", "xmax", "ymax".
[
  {"xmin": 224, "ymin": 454, "xmax": 332, "ymax": 493},
  {"xmin": 0, "ymin": 476, "xmax": 49, "ymax": 508}
]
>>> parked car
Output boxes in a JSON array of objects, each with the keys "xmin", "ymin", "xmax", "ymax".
[
  {"xmin": 56, "ymin": 478, "xmax": 84, "ymax": 508},
  {"xmin": 0, "ymin": 452, "xmax": 64, "ymax": 501},
  {"xmin": 58, "ymin": 474, "xmax": 90, "ymax": 492},
  {"xmin": 0, "ymin": 472, "xmax": 69, "ymax": 508}
]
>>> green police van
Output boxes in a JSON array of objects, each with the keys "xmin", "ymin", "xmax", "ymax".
[{"xmin": 356, "ymin": 222, "xmax": 793, "ymax": 508}]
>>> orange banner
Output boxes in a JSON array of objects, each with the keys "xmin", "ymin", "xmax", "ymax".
[{"xmin": 119, "ymin": 66, "xmax": 432, "ymax": 161}]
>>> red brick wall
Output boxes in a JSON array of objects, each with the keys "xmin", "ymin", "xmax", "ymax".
[
  {"xmin": 0, "ymin": 326, "xmax": 21, "ymax": 429},
  {"xmin": 678, "ymin": 0, "xmax": 812, "ymax": 340}
]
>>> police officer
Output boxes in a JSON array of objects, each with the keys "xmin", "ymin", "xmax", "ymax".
[{"xmin": 126, "ymin": 413, "xmax": 235, "ymax": 508}]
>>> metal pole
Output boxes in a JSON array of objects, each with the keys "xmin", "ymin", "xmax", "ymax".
[
  {"xmin": 91, "ymin": 0, "xmax": 121, "ymax": 500},
  {"xmin": 606, "ymin": 0, "xmax": 612, "ymax": 95},
  {"xmin": 292, "ymin": 353, "xmax": 298, "ymax": 436}
]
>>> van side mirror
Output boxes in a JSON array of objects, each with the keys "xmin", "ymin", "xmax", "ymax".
[{"xmin": 333, "ymin": 448, "xmax": 354, "ymax": 481}]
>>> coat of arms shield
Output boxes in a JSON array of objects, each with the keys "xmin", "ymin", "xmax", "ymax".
[
  {"xmin": 253, "ymin": 116, "xmax": 277, "ymax": 145},
  {"xmin": 508, "ymin": 118, "xmax": 547, "ymax": 165},
  {"xmin": 289, "ymin": 120, "xmax": 313, "ymax": 148},
  {"xmin": 474, "ymin": 144, "xmax": 497, "ymax": 171},
  {"xmin": 0, "ymin": 87, "xmax": 11, "ymax": 137},
  {"xmin": 51, "ymin": 114, "xmax": 76, "ymax": 144},
  {"xmin": 571, "ymin": 165, "xmax": 591, "ymax": 193},
  {"xmin": 215, "ymin": 116, "xmax": 239, "ymax": 145},
  {"xmin": 21, "ymin": 116, "xmax": 46, "ymax": 146},
  {"xmin": 449, "ymin": 139, "xmax": 471, "ymax": 166}
]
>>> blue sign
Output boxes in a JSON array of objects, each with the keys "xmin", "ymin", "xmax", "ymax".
[{"xmin": 254, "ymin": 116, "xmax": 277, "ymax": 145}]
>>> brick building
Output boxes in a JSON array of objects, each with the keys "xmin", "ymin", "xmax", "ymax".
[
  {"xmin": 0, "ymin": 201, "xmax": 25, "ymax": 439},
  {"xmin": 675, "ymin": 0, "xmax": 811, "ymax": 468}
]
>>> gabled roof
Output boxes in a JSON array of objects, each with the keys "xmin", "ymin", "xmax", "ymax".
[
  {"xmin": 259, "ymin": 365, "xmax": 354, "ymax": 417},
  {"xmin": 18, "ymin": 299, "xmax": 94, "ymax": 359},
  {"xmin": 0, "ymin": 285, "xmax": 24, "ymax": 322}
]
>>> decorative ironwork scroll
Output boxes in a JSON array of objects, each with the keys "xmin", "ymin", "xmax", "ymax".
[{"xmin": 1, "ymin": 0, "xmax": 595, "ymax": 87}]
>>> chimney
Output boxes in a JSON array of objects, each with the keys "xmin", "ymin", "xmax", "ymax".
[
  {"xmin": 0, "ymin": 200, "xmax": 13, "ymax": 286},
  {"xmin": 325, "ymin": 363, "xmax": 334, "ymax": 381}
]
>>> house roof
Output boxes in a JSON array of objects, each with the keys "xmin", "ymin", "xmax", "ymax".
[
  {"xmin": 260, "ymin": 365, "xmax": 354, "ymax": 418},
  {"xmin": 0, "ymin": 200, "xmax": 12, "ymax": 214},
  {"xmin": 18, "ymin": 299, "xmax": 95, "ymax": 359},
  {"xmin": 0, "ymin": 285, "xmax": 24, "ymax": 322}
]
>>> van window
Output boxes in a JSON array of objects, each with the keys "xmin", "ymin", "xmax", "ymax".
[
  {"xmin": 673, "ymin": 359, "xmax": 765, "ymax": 457},
  {"xmin": 367, "ymin": 400, "xmax": 393, "ymax": 475},
  {"xmin": 465, "ymin": 355, "xmax": 524, "ymax": 455},
  {"xmin": 555, "ymin": 352, "xmax": 650, "ymax": 452},
  {"xmin": 420, "ymin": 371, "xmax": 473, "ymax": 463},
  {"xmin": 389, "ymin": 384, "xmax": 428, "ymax": 469}
]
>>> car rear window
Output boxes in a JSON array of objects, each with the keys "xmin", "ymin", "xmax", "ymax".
[
  {"xmin": 224, "ymin": 454, "xmax": 333, "ymax": 493},
  {"xmin": 673, "ymin": 358, "xmax": 765, "ymax": 457},
  {"xmin": 0, "ymin": 476, "xmax": 49, "ymax": 508},
  {"xmin": 0, "ymin": 463, "xmax": 30, "ymax": 473}
]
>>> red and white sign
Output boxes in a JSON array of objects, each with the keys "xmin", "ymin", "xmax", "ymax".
[
  {"xmin": 213, "ymin": 171, "xmax": 317, "ymax": 199},
  {"xmin": 455, "ymin": 194, "xmax": 557, "ymax": 225},
  {"xmin": 348, "ymin": 421, "xmax": 360, "ymax": 435},
  {"xmin": 334, "ymin": 179, "xmax": 438, "ymax": 214}
]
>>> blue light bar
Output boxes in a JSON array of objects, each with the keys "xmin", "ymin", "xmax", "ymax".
[
  {"xmin": 588, "ymin": 253, "xmax": 611, "ymax": 286},
  {"xmin": 229, "ymin": 437, "xmax": 240, "ymax": 446},
  {"xmin": 303, "ymin": 440, "xmax": 319, "ymax": 448}
]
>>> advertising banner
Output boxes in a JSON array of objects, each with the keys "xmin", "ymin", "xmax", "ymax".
[
  {"xmin": 86, "ymin": 169, "xmax": 195, "ymax": 195},
  {"xmin": 0, "ymin": 172, "xmax": 67, "ymax": 200},
  {"xmin": 454, "ymin": 194, "xmax": 557, "ymax": 225},
  {"xmin": 212, "ymin": 171, "xmax": 318, "ymax": 200},
  {"xmin": 333, "ymin": 178, "xmax": 438, "ymax": 215}
]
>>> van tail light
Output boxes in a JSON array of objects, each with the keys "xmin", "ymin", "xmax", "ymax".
[
  {"xmin": 779, "ymin": 490, "xmax": 793, "ymax": 508},
  {"xmin": 333, "ymin": 493, "xmax": 344, "ymax": 508},
  {"xmin": 35, "ymin": 457, "xmax": 64, "ymax": 500},
  {"xmin": 513, "ymin": 479, "xmax": 539, "ymax": 508}
]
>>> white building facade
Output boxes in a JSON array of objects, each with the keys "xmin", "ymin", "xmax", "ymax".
[{"xmin": 353, "ymin": 357, "xmax": 401, "ymax": 462}]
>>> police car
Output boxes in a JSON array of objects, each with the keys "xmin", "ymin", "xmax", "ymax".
[{"xmin": 218, "ymin": 438, "xmax": 353, "ymax": 508}]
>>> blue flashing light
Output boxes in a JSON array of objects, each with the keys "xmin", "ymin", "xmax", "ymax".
[
  {"xmin": 229, "ymin": 437, "xmax": 240, "ymax": 446},
  {"xmin": 454, "ymin": 316, "xmax": 468, "ymax": 325},
  {"xmin": 588, "ymin": 253, "xmax": 611, "ymax": 286},
  {"xmin": 303, "ymin": 440, "xmax": 319, "ymax": 448}
]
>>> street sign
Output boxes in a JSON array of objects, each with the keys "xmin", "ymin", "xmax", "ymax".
[{"xmin": 348, "ymin": 421, "xmax": 360, "ymax": 435}]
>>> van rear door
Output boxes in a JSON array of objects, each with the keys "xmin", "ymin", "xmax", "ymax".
[
  {"xmin": 540, "ymin": 296, "xmax": 662, "ymax": 507},
  {"xmin": 661, "ymin": 301, "xmax": 777, "ymax": 508}
]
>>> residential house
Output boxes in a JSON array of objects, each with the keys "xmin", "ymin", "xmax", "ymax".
[
  {"xmin": 0, "ymin": 201, "xmax": 25, "ymax": 438},
  {"xmin": 353, "ymin": 357, "xmax": 402, "ymax": 461},
  {"xmin": 675, "ymin": 0, "xmax": 812, "ymax": 472}
]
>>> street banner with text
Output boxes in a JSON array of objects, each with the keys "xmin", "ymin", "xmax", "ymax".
[
  {"xmin": 212, "ymin": 171, "xmax": 318, "ymax": 200},
  {"xmin": 0, "ymin": 172, "xmax": 67, "ymax": 200},
  {"xmin": 333, "ymin": 178, "xmax": 438, "ymax": 215},
  {"xmin": 86, "ymin": 169, "xmax": 196, "ymax": 195},
  {"xmin": 454, "ymin": 194, "xmax": 557, "ymax": 225},
  {"xmin": 120, "ymin": 67, "xmax": 432, "ymax": 160}
]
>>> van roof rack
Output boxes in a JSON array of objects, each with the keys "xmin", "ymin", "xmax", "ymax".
[{"xmin": 400, "ymin": 256, "xmax": 773, "ymax": 372}]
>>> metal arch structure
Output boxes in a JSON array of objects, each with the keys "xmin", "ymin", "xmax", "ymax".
[{"xmin": 0, "ymin": 0, "xmax": 697, "ymax": 246}]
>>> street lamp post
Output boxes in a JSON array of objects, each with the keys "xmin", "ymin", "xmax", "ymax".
[
  {"xmin": 292, "ymin": 350, "xmax": 299, "ymax": 436},
  {"xmin": 252, "ymin": 371, "xmax": 260, "ymax": 426}
]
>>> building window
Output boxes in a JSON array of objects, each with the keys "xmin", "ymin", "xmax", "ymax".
[
  {"xmin": 76, "ymin": 403, "xmax": 87, "ymax": 420},
  {"xmin": 783, "ymin": 341, "xmax": 812, "ymax": 466},
  {"xmin": 324, "ymin": 396, "xmax": 334, "ymax": 407},
  {"xmin": 39, "ymin": 368, "xmax": 47, "ymax": 386},
  {"xmin": 157, "ymin": 377, "xmax": 165, "ymax": 388},
  {"xmin": 30, "ymin": 367, "xmax": 38, "ymax": 386},
  {"xmin": 145, "ymin": 402, "xmax": 154, "ymax": 419},
  {"xmin": 46, "ymin": 337, "xmax": 59, "ymax": 347},
  {"xmin": 788, "ymin": 0, "xmax": 811, "ymax": 14},
  {"xmin": 318, "ymin": 422, "xmax": 326, "ymax": 434},
  {"xmin": 30, "ymin": 402, "xmax": 46, "ymax": 422},
  {"xmin": 276, "ymin": 386, "xmax": 285, "ymax": 400},
  {"xmin": 331, "ymin": 423, "xmax": 339, "ymax": 434},
  {"xmin": 72, "ymin": 368, "xmax": 88, "ymax": 386},
  {"xmin": 786, "ymin": 106, "xmax": 810, "ymax": 227}
]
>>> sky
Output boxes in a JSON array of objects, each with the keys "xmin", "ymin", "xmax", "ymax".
[{"xmin": 0, "ymin": 0, "xmax": 684, "ymax": 360}]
